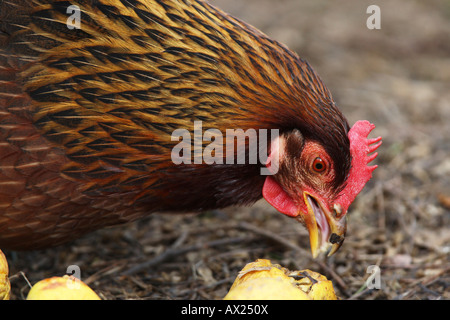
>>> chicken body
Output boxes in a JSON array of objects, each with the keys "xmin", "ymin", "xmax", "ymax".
[{"xmin": 0, "ymin": 0, "xmax": 379, "ymax": 253}]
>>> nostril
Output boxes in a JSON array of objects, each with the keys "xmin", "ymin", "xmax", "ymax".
[{"xmin": 333, "ymin": 203, "xmax": 342, "ymax": 218}]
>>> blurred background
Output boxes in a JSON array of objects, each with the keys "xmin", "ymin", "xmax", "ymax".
[{"xmin": 7, "ymin": 0, "xmax": 449, "ymax": 299}]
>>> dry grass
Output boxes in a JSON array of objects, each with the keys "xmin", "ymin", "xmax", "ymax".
[{"xmin": 5, "ymin": 0, "xmax": 450, "ymax": 300}]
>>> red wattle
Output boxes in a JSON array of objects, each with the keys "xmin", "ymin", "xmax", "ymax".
[{"xmin": 262, "ymin": 176, "xmax": 298, "ymax": 217}]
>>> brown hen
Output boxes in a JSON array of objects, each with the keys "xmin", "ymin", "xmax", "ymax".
[{"xmin": 0, "ymin": 0, "xmax": 380, "ymax": 255}]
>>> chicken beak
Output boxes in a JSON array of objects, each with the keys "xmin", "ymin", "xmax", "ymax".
[{"xmin": 298, "ymin": 192, "xmax": 347, "ymax": 258}]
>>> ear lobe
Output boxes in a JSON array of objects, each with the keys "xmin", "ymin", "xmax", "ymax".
[
  {"xmin": 262, "ymin": 133, "xmax": 300, "ymax": 217},
  {"xmin": 265, "ymin": 135, "xmax": 284, "ymax": 175}
]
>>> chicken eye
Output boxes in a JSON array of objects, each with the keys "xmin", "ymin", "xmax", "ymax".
[{"xmin": 312, "ymin": 157, "xmax": 326, "ymax": 173}]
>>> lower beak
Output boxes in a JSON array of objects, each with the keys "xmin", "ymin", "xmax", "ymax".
[{"xmin": 298, "ymin": 192, "xmax": 347, "ymax": 258}]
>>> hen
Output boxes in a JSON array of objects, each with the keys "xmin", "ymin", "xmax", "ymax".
[{"xmin": 0, "ymin": 0, "xmax": 381, "ymax": 256}]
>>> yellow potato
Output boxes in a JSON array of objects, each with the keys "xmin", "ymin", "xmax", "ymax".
[
  {"xmin": 27, "ymin": 275, "xmax": 101, "ymax": 300},
  {"xmin": 224, "ymin": 259, "xmax": 338, "ymax": 300},
  {"xmin": 0, "ymin": 250, "xmax": 10, "ymax": 300}
]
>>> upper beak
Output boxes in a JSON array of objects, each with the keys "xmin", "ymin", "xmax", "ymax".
[{"xmin": 298, "ymin": 192, "xmax": 347, "ymax": 258}]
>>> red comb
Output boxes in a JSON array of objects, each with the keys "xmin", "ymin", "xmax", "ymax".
[{"xmin": 334, "ymin": 120, "xmax": 382, "ymax": 212}]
